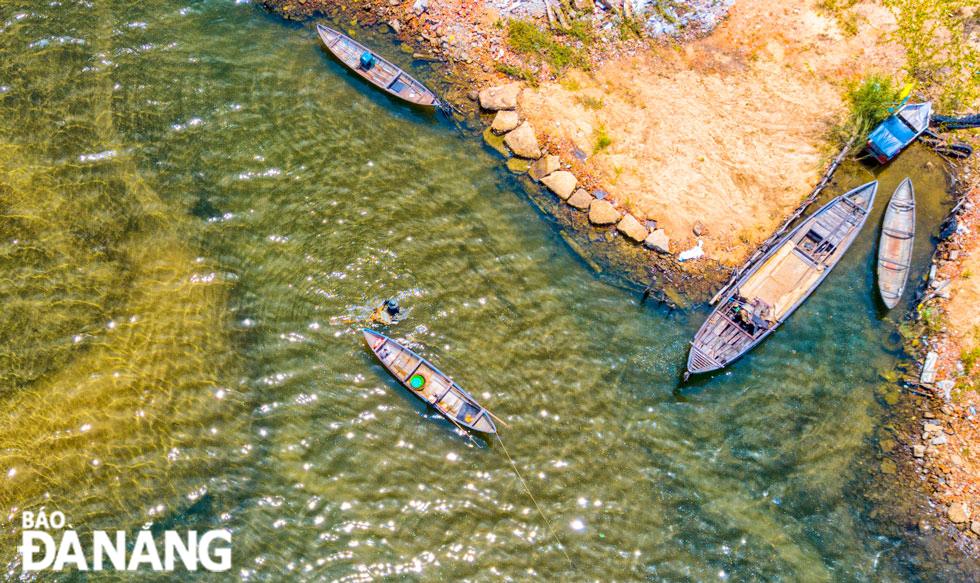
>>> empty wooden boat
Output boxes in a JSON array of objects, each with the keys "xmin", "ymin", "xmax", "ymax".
[
  {"xmin": 687, "ymin": 181, "xmax": 878, "ymax": 375},
  {"xmin": 866, "ymin": 102, "xmax": 932, "ymax": 164},
  {"xmin": 877, "ymin": 178, "xmax": 915, "ymax": 309},
  {"xmin": 316, "ymin": 24, "xmax": 440, "ymax": 109},
  {"xmin": 363, "ymin": 329, "xmax": 497, "ymax": 433}
]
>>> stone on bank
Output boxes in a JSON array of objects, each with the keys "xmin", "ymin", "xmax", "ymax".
[
  {"xmin": 589, "ymin": 199, "xmax": 620, "ymax": 225},
  {"xmin": 948, "ymin": 502, "xmax": 970, "ymax": 524},
  {"xmin": 529, "ymin": 155, "xmax": 560, "ymax": 182},
  {"xmin": 567, "ymin": 188, "xmax": 592, "ymax": 210},
  {"xmin": 644, "ymin": 229, "xmax": 671, "ymax": 253},
  {"xmin": 491, "ymin": 110, "xmax": 520, "ymax": 134},
  {"xmin": 479, "ymin": 83, "xmax": 522, "ymax": 111},
  {"xmin": 541, "ymin": 170, "xmax": 577, "ymax": 200},
  {"xmin": 617, "ymin": 214, "xmax": 649, "ymax": 242},
  {"xmin": 503, "ymin": 122, "xmax": 541, "ymax": 159}
]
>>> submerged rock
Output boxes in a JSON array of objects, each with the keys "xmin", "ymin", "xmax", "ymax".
[
  {"xmin": 503, "ymin": 122, "xmax": 541, "ymax": 159},
  {"xmin": 529, "ymin": 155, "xmax": 560, "ymax": 181},
  {"xmin": 617, "ymin": 214, "xmax": 648, "ymax": 242},
  {"xmin": 505, "ymin": 157, "xmax": 531, "ymax": 174},
  {"xmin": 479, "ymin": 83, "xmax": 522, "ymax": 111},
  {"xmin": 491, "ymin": 110, "xmax": 520, "ymax": 134},
  {"xmin": 913, "ymin": 444, "xmax": 926, "ymax": 457},
  {"xmin": 567, "ymin": 188, "xmax": 592, "ymax": 210},
  {"xmin": 589, "ymin": 199, "xmax": 620, "ymax": 225},
  {"xmin": 541, "ymin": 170, "xmax": 577, "ymax": 200},
  {"xmin": 482, "ymin": 127, "xmax": 510, "ymax": 158},
  {"xmin": 645, "ymin": 229, "xmax": 670, "ymax": 253}
]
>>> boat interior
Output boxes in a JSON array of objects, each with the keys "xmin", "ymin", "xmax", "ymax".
[
  {"xmin": 689, "ymin": 186, "xmax": 875, "ymax": 372},
  {"xmin": 371, "ymin": 334, "xmax": 493, "ymax": 431}
]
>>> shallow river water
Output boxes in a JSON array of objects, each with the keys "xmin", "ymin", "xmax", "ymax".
[{"xmin": 0, "ymin": 1, "xmax": 976, "ymax": 581}]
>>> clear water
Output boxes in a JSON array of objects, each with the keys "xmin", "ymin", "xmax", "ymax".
[{"xmin": 0, "ymin": 1, "xmax": 975, "ymax": 581}]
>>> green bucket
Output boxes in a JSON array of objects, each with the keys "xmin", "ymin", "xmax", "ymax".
[{"xmin": 409, "ymin": 374, "xmax": 425, "ymax": 389}]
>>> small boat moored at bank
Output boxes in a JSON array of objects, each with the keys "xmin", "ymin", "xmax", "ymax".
[
  {"xmin": 877, "ymin": 177, "xmax": 916, "ymax": 309},
  {"xmin": 687, "ymin": 181, "xmax": 878, "ymax": 375},
  {"xmin": 363, "ymin": 329, "xmax": 497, "ymax": 433},
  {"xmin": 316, "ymin": 24, "xmax": 441, "ymax": 109},
  {"xmin": 866, "ymin": 102, "xmax": 932, "ymax": 164}
]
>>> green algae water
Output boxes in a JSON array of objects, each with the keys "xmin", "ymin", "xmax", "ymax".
[{"xmin": 0, "ymin": 0, "xmax": 977, "ymax": 581}]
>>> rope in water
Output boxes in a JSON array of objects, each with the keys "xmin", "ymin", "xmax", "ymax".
[{"xmin": 496, "ymin": 434, "xmax": 574, "ymax": 570}]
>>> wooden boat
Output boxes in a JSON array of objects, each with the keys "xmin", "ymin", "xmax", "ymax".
[
  {"xmin": 316, "ymin": 24, "xmax": 441, "ymax": 109},
  {"xmin": 877, "ymin": 178, "xmax": 915, "ymax": 309},
  {"xmin": 363, "ymin": 329, "xmax": 497, "ymax": 433},
  {"xmin": 866, "ymin": 102, "xmax": 932, "ymax": 164},
  {"xmin": 687, "ymin": 181, "xmax": 878, "ymax": 375}
]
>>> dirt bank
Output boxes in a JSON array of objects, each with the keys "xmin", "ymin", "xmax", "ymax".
[{"xmin": 520, "ymin": 0, "xmax": 904, "ymax": 264}]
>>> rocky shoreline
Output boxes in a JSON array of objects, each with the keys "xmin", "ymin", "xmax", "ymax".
[{"xmin": 888, "ymin": 143, "xmax": 980, "ymax": 557}]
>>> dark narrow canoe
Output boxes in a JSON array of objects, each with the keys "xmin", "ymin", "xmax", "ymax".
[
  {"xmin": 363, "ymin": 329, "xmax": 497, "ymax": 433},
  {"xmin": 316, "ymin": 24, "xmax": 440, "ymax": 109},
  {"xmin": 866, "ymin": 102, "xmax": 932, "ymax": 164},
  {"xmin": 877, "ymin": 178, "xmax": 915, "ymax": 309},
  {"xmin": 687, "ymin": 181, "xmax": 878, "ymax": 375}
]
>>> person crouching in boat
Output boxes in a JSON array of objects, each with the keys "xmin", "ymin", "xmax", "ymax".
[{"xmin": 370, "ymin": 299, "xmax": 401, "ymax": 326}]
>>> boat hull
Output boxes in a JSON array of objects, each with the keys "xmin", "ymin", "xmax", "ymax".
[
  {"xmin": 687, "ymin": 181, "xmax": 878, "ymax": 375},
  {"xmin": 877, "ymin": 178, "xmax": 915, "ymax": 309},
  {"xmin": 362, "ymin": 329, "xmax": 497, "ymax": 434},
  {"xmin": 316, "ymin": 24, "xmax": 440, "ymax": 109}
]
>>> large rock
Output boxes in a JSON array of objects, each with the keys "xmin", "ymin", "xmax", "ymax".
[
  {"xmin": 567, "ymin": 188, "xmax": 592, "ymax": 210},
  {"xmin": 588, "ymin": 199, "xmax": 620, "ymax": 225},
  {"xmin": 479, "ymin": 83, "xmax": 522, "ymax": 111},
  {"xmin": 503, "ymin": 122, "xmax": 541, "ymax": 159},
  {"xmin": 948, "ymin": 502, "xmax": 970, "ymax": 524},
  {"xmin": 491, "ymin": 110, "xmax": 520, "ymax": 134},
  {"xmin": 644, "ymin": 229, "xmax": 670, "ymax": 253},
  {"xmin": 617, "ymin": 214, "xmax": 649, "ymax": 242},
  {"xmin": 541, "ymin": 170, "xmax": 577, "ymax": 200},
  {"xmin": 528, "ymin": 155, "xmax": 560, "ymax": 181}
]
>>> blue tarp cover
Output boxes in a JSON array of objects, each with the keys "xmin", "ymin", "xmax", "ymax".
[{"xmin": 868, "ymin": 116, "xmax": 916, "ymax": 159}]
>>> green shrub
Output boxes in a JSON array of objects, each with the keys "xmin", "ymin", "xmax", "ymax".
[
  {"xmin": 828, "ymin": 73, "xmax": 901, "ymax": 146},
  {"xmin": 507, "ymin": 20, "xmax": 589, "ymax": 73}
]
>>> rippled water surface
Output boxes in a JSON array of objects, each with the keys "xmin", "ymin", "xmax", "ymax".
[{"xmin": 1, "ymin": 1, "xmax": 976, "ymax": 581}]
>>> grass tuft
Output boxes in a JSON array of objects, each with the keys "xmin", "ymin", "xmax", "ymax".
[
  {"xmin": 494, "ymin": 62, "xmax": 539, "ymax": 87},
  {"xmin": 593, "ymin": 123, "xmax": 612, "ymax": 153}
]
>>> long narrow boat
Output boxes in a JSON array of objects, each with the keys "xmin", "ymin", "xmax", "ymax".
[
  {"xmin": 866, "ymin": 102, "xmax": 932, "ymax": 164},
  {"xmin": 316, "ymin": 24, "xmax": 440, "ymax": 109},
  {"xmin": 363, "ymin": 329, "xmax": 497, "ymax": 433},
  {"xmin": 877, "ymin": 178, "xmax": 915, "ymax": 309},
  {"xmin": 687, "ymin": 181, "xmax": 878, "ymax": 375}
]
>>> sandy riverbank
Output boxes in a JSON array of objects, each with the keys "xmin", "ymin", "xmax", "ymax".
[{"xmin": 518, "ymin": 0, "xmax": 904, "ymax": 264}]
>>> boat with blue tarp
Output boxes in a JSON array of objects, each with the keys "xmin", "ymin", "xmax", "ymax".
[{"xmin": 866, "ymin": 102, "xmax": 932, "ymax": 164}]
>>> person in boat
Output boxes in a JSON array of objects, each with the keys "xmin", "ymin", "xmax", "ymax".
[{"xmin": 369, "ymin": 299, "xmax": 401, "ymax": 326}]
